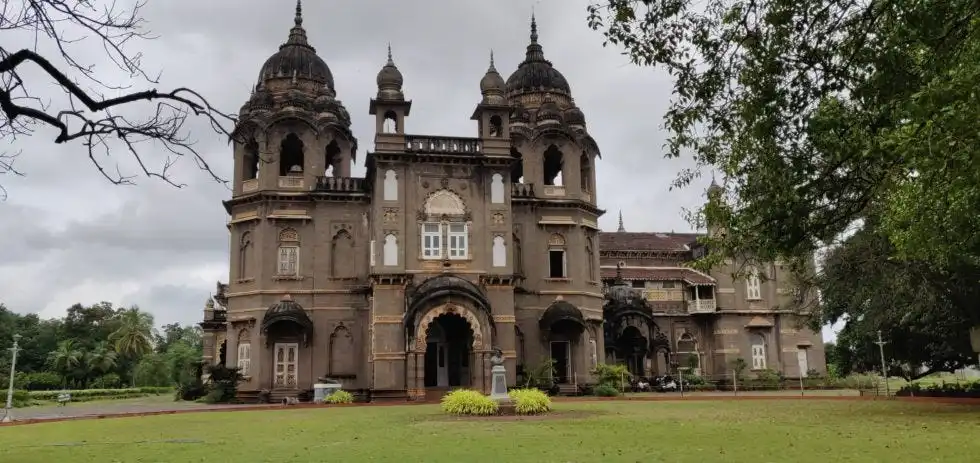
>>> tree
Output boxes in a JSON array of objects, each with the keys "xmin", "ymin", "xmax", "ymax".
[
  {"xmin": 817, "ymin": 225, "xmax": 978, "ymax": 379},
  {"xmin": 586, "ymin": 1, "xmax": 980, "ymax": 274},
  {"xmin": 47, "ymin": 339, "xmax": 83, "ymax": 387},
  {"xmin": 0, "ymin": 0, "xmax": 234, "ymax": 199},
  {"xmin": 109, "ymin": 306, "xmax": 154, "ymax": 361}
]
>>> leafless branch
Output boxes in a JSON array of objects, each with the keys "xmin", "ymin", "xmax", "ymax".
[{"xmin": 0, "ymin": 0, "xmax": 236, "ymax": 197}]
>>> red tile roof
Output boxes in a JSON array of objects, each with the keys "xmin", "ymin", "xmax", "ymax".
[
  {"xmin": 599, "ymin": 232, "xmax": 703, "ymax": 252},
  {"xmin": 600, "ymin": 267, "xmax": 715, "ymax": 285}
]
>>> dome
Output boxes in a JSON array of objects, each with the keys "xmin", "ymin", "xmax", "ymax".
[
  {"xmin": 505, "ymin": 16, "xmax": 571, "ymax": 96},
  {"xmin": 535, "ymin": 96, "xmax": 563, "ymax": 123},
  {"xmin": 256, "ymin": 2, "xmax": 335, "ymax": 89},
  {"xmin": 480, "ymin": 52, "xmax": 505, "ymax": 93},
  {"xmin": 260, "ymin": 294, "xmax": 315, "ymax": 345},
  {"xmin": 564, "ymin": 107, "xmax": 586, "ymax": 126},
  {"xmin": 375, "ymin": 45, "xmax": 404, "ymax": 100}
]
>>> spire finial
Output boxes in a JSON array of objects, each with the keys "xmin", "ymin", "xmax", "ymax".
[
  {"xmin": 617, "ymin": 210, "xmax": 626, "ymax": 232},
  {"xmin": 488, "ymin": 49, "xmax": 497, "ymax": 72},
  {"xmin": 387, "ymin": 43, "xmax": 394, "ymax": 65},
  {"xmin": 295, "ymin": 0, "xmax": 303, "ymax": 26},
  {"xmin": 285, "ymin": 0, "xmax": 309, "ymax": 46},
  {"xmin": 530, "ymin": 11, "xmax": 538, "ymax": 44}
]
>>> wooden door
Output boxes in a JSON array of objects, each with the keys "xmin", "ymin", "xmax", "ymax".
[{"xmin": 273, "ymin": 343, "xmax": 299, "ymax": 389}]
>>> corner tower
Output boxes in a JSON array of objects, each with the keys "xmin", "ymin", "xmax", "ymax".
[{"xmin": 231, "ymin": 0, "xmax": 358, "ymax": 196}]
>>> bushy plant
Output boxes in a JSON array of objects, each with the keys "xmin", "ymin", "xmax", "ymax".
[
  {"xmin": 14, "ymin": 371, "xmax": 62, "ymax": 391},
  {"xmin": 201, "ymin": 364, "xmax": 244, "ymax": 404},
  {"xmin": 440, "ymin": 389, "xmax": 499, "ymax": 416},
  {"xmin": 592, "ymin": 363, "xmax": 631, "ymax": 391},
  {"xmin": 10, "ymin": 390, "xmax": 32, "ymax": 408},
  {"xmin": 594, "ymin": 384, "xmax": 620, "ymax": 397},
  {"xmin": 507, "ymin": 388, "xmax": 552, "ymax": 415},
  {"xmin": 326, "ymin": 390, "xmax": 355, "ymax": 404}
]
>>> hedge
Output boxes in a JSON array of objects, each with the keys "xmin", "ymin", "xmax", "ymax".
[{"xmin": 28, "ymin": 387, "xmax": 173, "ymax": 401}]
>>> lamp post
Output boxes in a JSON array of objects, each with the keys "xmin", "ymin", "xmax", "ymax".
[{"xmin": 3, "ymin": 333, "xmax": 22, "ymax": 423}]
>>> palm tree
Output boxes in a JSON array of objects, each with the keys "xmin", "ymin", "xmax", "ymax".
[
  {"xmin": 48, "ymin": 340, "xmax": 83, "ymax": 388},
  {"xmin": 109, "ymin": 307, "xmax": 154, "ymax": 385},
  {"xmin": 86, "ymin": 342, "xmax": 119, "ymax": 386}
]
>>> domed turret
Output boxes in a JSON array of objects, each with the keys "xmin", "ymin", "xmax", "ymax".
[
  {"xmin": 479, "ymin": 51, "xmax": 506, "ymax": 105},
  {"xmin": 564, "ymin": 106, "xmax": 586, "ymax": 127},
  {"xmin": 535, "ymin": 95, "xmax": 563, "ymax": 124},
  {"xmin": 505, "ymin": 15, "xmax": 572, "ymax": 100},
  {"xmin": 256, "ymin": 1, "xmax": 334, "ymax": 89},
  {"xmin": 376, "ymin": 45, "xmax": 405, "ymax": 101}
]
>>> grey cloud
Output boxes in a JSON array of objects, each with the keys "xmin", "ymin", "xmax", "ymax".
[{"xmin": 1, "ymin": 0, "xmax": 716, "ymax": 328}]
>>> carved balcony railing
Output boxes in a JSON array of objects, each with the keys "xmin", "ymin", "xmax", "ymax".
[
  {"xmin": 512, "ymin": 183, "xmax": 535, "ymax": 198},
  {"xmin": 315, "ymin": 176, "xmax": 366, "ymax": 192},
  {"xmin": 543, "ymin": 185, "xmax": 566, "ymax": 197},
  {"xmin": 405, "ymin": 135, "xmax": 482, "ymax": 154},
  {"xmin": 242, "ymin": 179, "xmax": 259, "ymax": 193},
  {"xmin": 278, "ymin": 175, "xmax": 305, "ymax": 189},
  {"xmin": 687, "ymin": 299, "xmax": 717, "ymax": 314}
]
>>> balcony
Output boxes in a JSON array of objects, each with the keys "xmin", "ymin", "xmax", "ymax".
[
  {"xmin": 687, "ymin": 299, "xmax": 717, "ymax": 314},
  {"xmin": 315, "ymin": 176, "xmax": 366, "ymax": 192},
  {"xmin": 405, "ymin": 135, "xmax": 482, "ymax": 154},
  {"xmin": 277, "ymin": 175, "xmax": 305, "ymax": 189},
  {"xmin": 512, "ymin": 183, "xmax": 535, "ymax": 198},
  {"xmin": 543, "ymin": 185, "xmax": 566, "ymax": 197},
  {"xmin": 242, "ymin": 179, "xmax": 259, "ymax": 193}
]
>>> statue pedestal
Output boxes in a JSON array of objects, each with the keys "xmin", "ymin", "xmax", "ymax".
[{"xmin": 489, "ymin": 365, "xmax": 509, "ymax": 402}]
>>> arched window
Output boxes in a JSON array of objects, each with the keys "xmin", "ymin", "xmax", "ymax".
[
  {"xmin": 329, "ymin": 325, "xmax": 355, "ymax": 376},
  {"xmin": 238, "ymin": 231, "xmax": 252, "ymax": 280},
  {"xmin": 237, "ymin": 328, "xmax": 251, "ymax": 376},
  {"xmin": 489, "ymin": 115, "xmax": 503, "ymax": 137},
  {"xmin": 324, "ymin": 140, "xmax": 341, "ymax": 177},
  {"xmin": 383, "ymin": 110, "xmax": 398, "ymax": 133},
  {"xmin": 277, "ymin": 228, "xmax": 300, "ymax": 276},
  {"xmin": 490, "ymin": 173, "xmax": 504, "ymax": 204},
  {"xmin": 677, "ymin": 333, "xmax": 697, "ymax": 353},
  {"xmin": 586, "ymin": 236, "xmax": 596, "ymax": 281},
  {"xmin": 746, "ymin": 267, "xmax": 762, "ymax": 300},
  {"xmin": 383, "ymin": 169, "xmax": 398, "ymax": 201},
  {"xmin": 279, "ymin": 133, "xmax": 304, "ymax": 176},
  {"xmin": 383, "ymin": 234, "xmax": 398, "ymax": 266},
  {"xmin": 331, "ymin": 230, "xmax": 354, "ymax": 278},
  {"xmin": 513, "ymin": 234, "xmax": 524, "ymax": 275},
  {"xmin": 751, "ymin": 334, "xmax": 767, "ymax": 370},
  {"xmin": 420, "ymin": 190, "xmax": 468, "ymax": 261},
  {"xmin": 492, "ymin": 235, "xmax": 506, "ymax": 267},
  {"xmin": 543, "ymin": 145, "xmax": 563, "ymax": 186}
]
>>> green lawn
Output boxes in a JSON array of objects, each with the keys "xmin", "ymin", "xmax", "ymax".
[{"xmin": 1, "ymin": 400, "xmax": 979, "ymax": 463}]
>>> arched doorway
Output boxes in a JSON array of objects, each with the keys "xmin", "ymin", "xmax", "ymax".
[
  {"xmin": 539, "ymin": 301, "xmax": 586, "ymax": 384},
  {"xmin": 617, "ymin": 326, "xmax": 647, "ymax": 377},
  {"xmin": 423, "ymin": 313, "xmax": 474, "ymax": 388}
]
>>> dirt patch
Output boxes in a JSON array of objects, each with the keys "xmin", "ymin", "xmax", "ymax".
[{"xmin": 434, "ymin": 410, "xmax": 601, "ymax": 422}]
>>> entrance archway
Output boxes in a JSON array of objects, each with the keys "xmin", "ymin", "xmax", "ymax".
[
  {"xmin": 423, "ymin": 313, "xmax": 474, "ymax": 388},
  {"xmin": 617, "ymin": 326, "xmax": 647, "ymax": 377}
]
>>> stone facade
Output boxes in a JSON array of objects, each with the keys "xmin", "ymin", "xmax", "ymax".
[{"xmin": 199, "ymin": 4, "xmax": 824, "ymax": 401}]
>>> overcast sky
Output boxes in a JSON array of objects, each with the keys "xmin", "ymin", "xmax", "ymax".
[{"xmin": 0, "ymin": 0, "xmax": 837, "ymax": 341}]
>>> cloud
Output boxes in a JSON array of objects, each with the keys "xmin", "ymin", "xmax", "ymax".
[{"xmin": 2, "ymin": 0, "xmax": 830, "ymax": 337}]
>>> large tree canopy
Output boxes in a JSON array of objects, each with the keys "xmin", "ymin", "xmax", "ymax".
[
  {"xmin": 0, "ymin": 0, "xmax": 233, "ymax": 199},
  {"xmin": 587, "ymin": 1, "xmax": 980, "ymax": 274},
  {"xmin": 817, "ymin": 224, "xmax": 979, "ymax": 378}
]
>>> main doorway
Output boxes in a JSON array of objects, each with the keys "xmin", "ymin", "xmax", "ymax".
[
  {"xmin": 273, "ymin": 342, "xmax": 298, "ymax": 389},
  {"xmin": 423, "ymin": 313, "xmax": 474, "ymax": 388},
  {"xmin": 550, "ymin": 341, "xmax": 570, "ymax": 383}
]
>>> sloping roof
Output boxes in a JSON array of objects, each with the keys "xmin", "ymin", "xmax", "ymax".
[
  {"xmin": 745, "ymin": 316, "xmax": 774, "ymax": 328},
  {"xmin": 600, "ymin": 267, "xmax": 715, "ymax": 285},
  {"xmin": 599, "ymin": 232, "xmax": 703, "ymax": 252}
]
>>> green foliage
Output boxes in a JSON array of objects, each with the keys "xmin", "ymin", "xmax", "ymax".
[
  {"xmin": 586, "ymin": 0, "xmax": 980, "ymax": 277},
  {"xmin": 440, "ymin": 389, "xmax": 499, "ymax": 416},
  {"xmin": 592, "ymin": 363, "xmax": 631, "ymax": 391},
  {"xmin": 325, "ymin": 390, "xmax": 355, "ymax": 404},
  {"xmin": 23, "ymin": 387, "xmax": 172, "ymax": 405},
  {"xmin": 507, "ymin": 388, "xmax": 552, "ymax": 415},
  {"xmin": 593, "ymin": 384, "xmax": 620, "ymax": 397},
  {"xmin": 682, "ymin": 374, "xmax": 705, "ymax": 386},
  {"xmin": 897, "ymin": 381, "xmax": 980, "ymax": 397},
  {"xmin": 755, "ymin": 369, "xmax": 782, "ymax": 385},
  {"xmin": 14, "ymin": 371, "xmax": 62, "ymax": 390},
  {"xmin": 521, "ymin": 358, "xmax": 557, "ymax": 389},
  {"xmin": 91, "ymin": 373, "xmax": 122, "ymax": 389},
  {"xmin": 730, "ymin": 358, "xmax": 748, "ymax": 380},
  {"xmin": 10, "ymin": 390, "xmax": 32, "ymax": 408},
  {"xmin": 201, "ymin": 364, "xmax": 243, "ymax": 404}
]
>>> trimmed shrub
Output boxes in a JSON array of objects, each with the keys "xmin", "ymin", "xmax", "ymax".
[
  {"xmin": 11, "ymin": 390, "xmax": 33, "ymax": 408},
  {"xmin": 507, "ymin": 388, "xmax": 552, "ymax": 415},
  {"xmin": 14, "ymin": 371, "xmax": 62, "ymax": 391},
  {"xmin": 440, "ymin": 389, "xmax": 499, "ymax": 416},
  {"xmin": 594, "ymin": 384, "xmax": 620, "ymax": 397},
  {"xmin": 326, "ymin": 390, "xmax": 355, "ymax": 404},
  {"xmin": 592, "ymin": 364, "xmax": 631, "ymax": 391}
]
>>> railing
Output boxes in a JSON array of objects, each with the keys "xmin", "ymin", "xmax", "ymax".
[
  {"xmin": 404, "ymin": 135, "xmax": 482, "ymax": 154},
  {"xmin": 278, "ymin": 176, "xmax": 305, "ymax": 189},
  {"xmin": 543, "ymin": 185, "xmax": 566, "ymax": 197},
  {"xmin": 512, "ymin": 183, "xmax": 535, "ymax": 198},
  {"xmin": 315, "ymin": 176, "xmax": 366, "ymax": 192},
  {"xmin": 687, "ymin": 299, "xmax": 717, "ymax": 314},
  {"xmin": 242, "ymin": 179, "xmax": 259, "ymax": 193}
]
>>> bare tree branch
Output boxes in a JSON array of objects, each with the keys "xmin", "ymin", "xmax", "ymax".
[{"xmin": 0, "ymin": 0, "xmax": 236, "ymax": 197}]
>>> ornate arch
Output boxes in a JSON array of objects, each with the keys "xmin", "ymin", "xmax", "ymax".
[
  {"xmin": 422, "ymin": 189, "xmax": 466, "ymax": 216},
  {"xmin": 264, "ymin": 114, "xmax": 319, "ymax": 134},
  {"xmin": 413, "ymin": 303, "xmax": 487, "ymax": 352}
]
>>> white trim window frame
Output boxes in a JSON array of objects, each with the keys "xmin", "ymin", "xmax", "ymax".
[
  {"xmin": 421, "ymin": 222, "xmax": 443, "ymax": 259},
  {"xmin": 746, "ymin": 268, "xmax": 762, "ymax": 301},
  {"xmin": 447, "ymin": 223, "xmax": 468, "ymax": 260},
  {"xmin": 237, "ymin": 343, "xmax": 251, "ymax": 376}
]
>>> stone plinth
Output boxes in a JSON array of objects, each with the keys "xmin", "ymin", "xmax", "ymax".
[{"xmin": 489, "ymin": 365, "xmax": 509, "ymax": 402}]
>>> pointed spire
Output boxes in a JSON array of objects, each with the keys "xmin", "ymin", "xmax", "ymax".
[
  {"xmin": 285, "ymin": 0, "xmax": 310, "ymax": 47},
  {"xmin": 530, "ymin": 11, "xmax": 538, "ymax": 44},
  {"xmin": 387, "ymin": 43, "xmax": 394, "ymax": 65},
  {"xmin": 489, "ymin": 49, "xmax": 496, "ymax": 71},
  {"xmin": 617, "ymin": 210, "xmax": 626, "ymax": 232}
]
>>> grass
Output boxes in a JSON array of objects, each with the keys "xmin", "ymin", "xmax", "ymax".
[{"xmin": 2, "ymin": 400, "xmax": 980, "ymax": 462}]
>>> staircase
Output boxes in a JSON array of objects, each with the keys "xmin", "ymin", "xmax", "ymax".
[
  {"xmin": 557, "ymin": 384, "xmax": 580, "ymax": 396},
  {"xmin": 270, "ymin": 389, "xmax": 302, "ymax": 404},
  {"xmin": 371, "ymin": 389, "xmax": 409, "ymax": 402}
]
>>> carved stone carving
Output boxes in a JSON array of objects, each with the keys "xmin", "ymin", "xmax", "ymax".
[
  {"xmin": 422, "ymin": 180, "xmax": 430, "ymax": 189},
  {"xmin": 491, "ymin": 212, "xmax": 505, "ymax": 225},
  {"xmin": 414, "ymin": 303, "xmax": 486, "ymax": 351},
  {"xmin": 440, "ymin": 178, "xmax": 449, "ymax": 188},
  {"xmin": 383, "ymin": 208, "xmax": 398, "ymax": 223}
]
